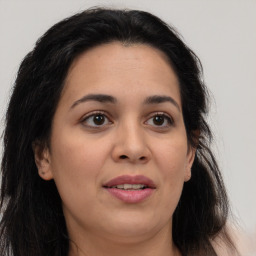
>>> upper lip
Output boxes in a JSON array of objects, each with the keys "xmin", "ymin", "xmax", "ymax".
[{"xmin": 103, "ymin": 175, "xmax": 156, "ymax": 188}]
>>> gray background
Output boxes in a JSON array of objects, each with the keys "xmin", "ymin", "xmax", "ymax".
[{"xmin": 0, "ymin": 0, "xmax": 255, "ymax": 236}]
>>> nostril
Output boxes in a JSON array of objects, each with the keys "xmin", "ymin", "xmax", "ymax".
[{"xmin": 118, "ymin": 155, "xmax": 147, "ymax": 161}]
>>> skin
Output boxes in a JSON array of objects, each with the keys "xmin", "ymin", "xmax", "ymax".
[{"xmin": 34, "ymin": 42, "xmax": 196, "ymax": 256}]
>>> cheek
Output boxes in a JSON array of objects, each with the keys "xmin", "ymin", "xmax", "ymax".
[
  {"xmin": 49, "ymin": 135, "xmax": 111, "ymax": 221},
  {"xmin": 49, "ymin": 132, "xmax": 110, "ymax": 198},
  {"xmin": 154, "ymin": 138, "xmax": 188, "ymax": 178},
  {"xmin": 51, "ymin": 130, "xmax": 108, "ymax": 172},
  {"xmin": 152, "ymin": 137, "xmax": 188, "ymax": 209}
]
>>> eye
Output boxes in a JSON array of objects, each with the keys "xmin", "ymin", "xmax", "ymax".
[
  {"xmin": 145, "ymin": 113, "xmax": 174, "ymax": 128},
  {"xmin": 81, "ymin": 111, "xmax": 112, "ymax": 128}
]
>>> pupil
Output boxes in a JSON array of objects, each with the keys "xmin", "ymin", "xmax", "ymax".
[
  {"xmin": 154, "ymin": 116, "xmax": 164, "ymax": 125},
  {"xmin": 93, "ymin": 115, "xmax": 105, "ymax": 125}
]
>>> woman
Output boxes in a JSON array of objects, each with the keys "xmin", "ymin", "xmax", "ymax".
[{"xmin": 0, "ymin": 7, "xmax": 238, "ymax": 256}]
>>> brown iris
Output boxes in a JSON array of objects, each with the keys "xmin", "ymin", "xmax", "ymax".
[
  {"xmin": 153, "ymin": 116, "xmax": 165, "ymax": 126},
  {"xmin": 93, "ymin": 114, "xmax": 105, "ymax": 125}
]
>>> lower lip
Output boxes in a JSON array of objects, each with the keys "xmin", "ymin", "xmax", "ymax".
[{"xmin": 104, "ymin": 188, "xmax": 154, "ymax": 203}]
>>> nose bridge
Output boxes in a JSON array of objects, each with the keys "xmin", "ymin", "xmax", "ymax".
[
  {"xmin": 112, "ymin": 116, "xmax": 150, "ymax": 163},
  {"xmin": 123, "ymin": 120, "xmax": 143, "ymax": 148}
]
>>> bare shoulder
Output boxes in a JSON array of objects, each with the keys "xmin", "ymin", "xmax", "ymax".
[{"xmin": 212, "ymin": 225, "xmax": 256, "ymax": 256}]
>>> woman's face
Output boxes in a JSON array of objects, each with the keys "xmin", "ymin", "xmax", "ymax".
[{"xmin": 36, "ymin": 42, "xmax": 195, "ymax": 244}]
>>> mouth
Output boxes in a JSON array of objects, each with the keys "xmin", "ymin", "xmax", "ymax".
[
  {"xmin": 104, "ymin": 184, "xmax": 150, "ymax": 190},
  {"xmin": 103, "ymin": 175, "xmax": 156, "ymax": 203}
]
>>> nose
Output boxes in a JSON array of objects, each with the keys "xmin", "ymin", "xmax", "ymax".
[{"xmin": 111, "ymin": 122, "xmax": 151, "ymax": 164}]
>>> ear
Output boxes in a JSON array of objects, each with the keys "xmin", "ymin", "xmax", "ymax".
[
  {"xmin": 184, "ymin": 130, "xmax": 200, "ymax": 182},
  {"xmin": 184, "ymin": 146, "xmax": 196, "ymax": 182},
  {"xmin": 32, "ymin": 141, "xmax": 53, "ymax": 181}
]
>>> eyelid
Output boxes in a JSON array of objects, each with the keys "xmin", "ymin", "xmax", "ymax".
[
  {"xmin": 80, "ymin": 110, "xmax": 113, "ymax": 127},
  {"xmin": 80, "ymin": 110, "xmax": 106, "ymax": 119},
  {"xmin": 79, "ymin": 110, "xmax": 174, "ymax": 129},
  {"xmin": 144, "ymin": 111, "xmax": 174, "ymax": 126}
]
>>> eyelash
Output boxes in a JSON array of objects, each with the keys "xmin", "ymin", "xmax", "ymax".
[
  {"xmin": 80, "ymin": 111, "xmax": 112, "ymax": 128},
  {"xmin": 145, "ymin": 112, "xmax": 174, "ymax": 128},
  {"xmin": 80, "ymin": 111, "xmax": 174, "ymax": 129}
]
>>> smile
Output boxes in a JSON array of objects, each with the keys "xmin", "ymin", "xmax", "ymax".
[
  {"xmin": 103, "ymin": 175, "xmax": 156, "ymax": 203},
  {"xmin": 107, "ymin": 184, "xmax": 148, "ymax": 190}
]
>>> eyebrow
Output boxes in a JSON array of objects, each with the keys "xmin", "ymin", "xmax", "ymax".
[
  {"xmin": 143, "ymin": 95, "xmax": 180, "ymax": 111},
  {"xmin": 70, "ymin": 94, "xmax": 117, "ymax": 109},
  {"xmin": 70, "ymin": 93, "xmax": 180, "ymax": 111}
]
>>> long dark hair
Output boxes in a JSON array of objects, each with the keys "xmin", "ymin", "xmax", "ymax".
[{"xmin": 0, "ymin": 7, "xmax": 237, "ymax": 256}]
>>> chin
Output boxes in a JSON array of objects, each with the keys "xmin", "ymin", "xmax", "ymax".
[{"xmin": 100, "ymin": 211, "xmax": 167, "ymax": 241}]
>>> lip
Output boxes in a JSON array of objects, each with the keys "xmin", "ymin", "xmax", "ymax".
[
  {"xmin": 103, "ymin": 175, "xmax": 156, "ymax": 203},
  {"xmin": 103, "ymin": 175, "xmax": 156, "ymax": 188}
]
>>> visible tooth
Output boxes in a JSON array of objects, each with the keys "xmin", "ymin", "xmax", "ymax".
[
  {"xmin": 132, "ymin": 184, "xmax": 144, "ymax": 189},
  {"xmin": 123, "ymin": 184, "xmax": 133, "ymax": 190},
  {"xmin": 112, "ymin": 184, "xmax": 146, "ymax": 190}
]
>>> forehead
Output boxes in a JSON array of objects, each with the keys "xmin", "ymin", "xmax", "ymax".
[{"xmin": 61, "ymin": 42, "xmax": 181, "ymax": 106}]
